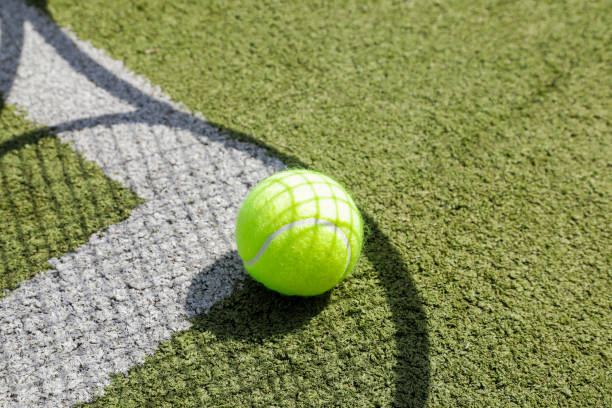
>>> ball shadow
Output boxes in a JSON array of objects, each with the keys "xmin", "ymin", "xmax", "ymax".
[{"xmin": 186, "ymin": 250, "xmax": 331, "ymax": 340}]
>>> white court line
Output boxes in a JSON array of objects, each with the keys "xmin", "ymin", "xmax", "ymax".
[{"xmin": 0, "ymin": 1, "xmax": 284, "ymax": 406}]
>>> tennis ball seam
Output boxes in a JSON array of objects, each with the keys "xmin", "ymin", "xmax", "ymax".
[{"xmin": 244, "ymin": 217, "xmax": 352, "ymax": 274}]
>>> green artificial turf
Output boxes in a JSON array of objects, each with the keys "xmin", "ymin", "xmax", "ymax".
[
  {"xmin": 0, "ymin": 100, "xmax": 141, "ymax": 295},
  {"xmin": 33, "ymin": 0, "xmax": 612, "ymax": 406}
]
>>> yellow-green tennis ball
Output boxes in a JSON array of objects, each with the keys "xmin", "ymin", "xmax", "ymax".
[{"xmin": 235, "ymin": 169, "xmax": 363, "ymax": 296}]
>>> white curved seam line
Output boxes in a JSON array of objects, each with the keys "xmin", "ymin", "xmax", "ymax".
[{"xmin": 245, "ymin": 217, "xmax": 352, "ymax": 273}]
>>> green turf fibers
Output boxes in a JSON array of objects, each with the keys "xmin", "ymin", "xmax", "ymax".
[
  {"xmin": 0, "ymin": 101, "xmax": 141, "ymax": 295},
  {"xmin": 33, "ymin": 0, "xmax": 612, "ymax": 406}
]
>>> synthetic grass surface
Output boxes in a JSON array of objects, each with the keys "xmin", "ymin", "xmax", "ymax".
[
  {"xmin": 0, "ymin": 101, "xmax": 141, "ymax": 295},
  {"xmin": 32, "ymin": 0, "xmax": 612, "ymax": 406}
]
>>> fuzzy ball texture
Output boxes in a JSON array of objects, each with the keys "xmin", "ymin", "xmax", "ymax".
[{"xmin": 236, "ymin": 170, "xmax": 363, "ymax": 296}]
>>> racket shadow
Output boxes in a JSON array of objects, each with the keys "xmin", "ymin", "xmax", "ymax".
[{"xmin": 2, "ymin": 1, "xmax": 430, "ymax": 406}]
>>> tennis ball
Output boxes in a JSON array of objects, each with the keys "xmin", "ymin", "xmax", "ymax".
[{"xmin": 235, "ymin": 169, "xmax": 363, "ymax": 296}]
